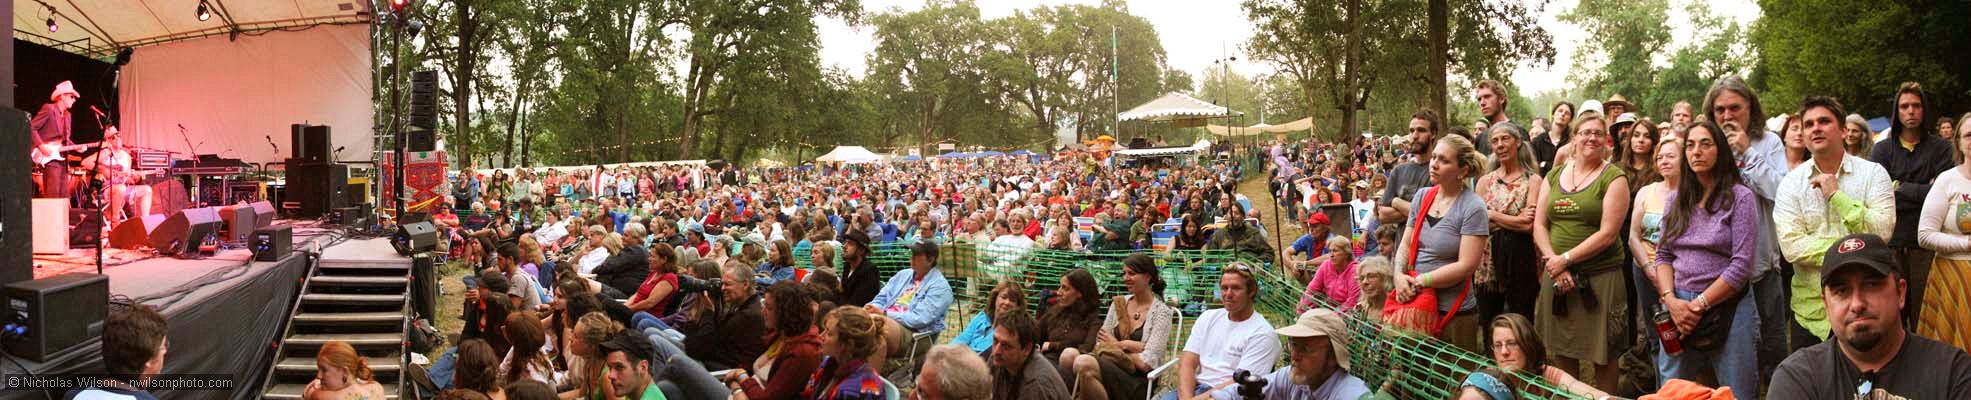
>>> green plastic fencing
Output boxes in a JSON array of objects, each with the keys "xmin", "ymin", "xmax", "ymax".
[{"xmin": 787, "ymin": 238, "xmax": 1580, "ymax": 399}]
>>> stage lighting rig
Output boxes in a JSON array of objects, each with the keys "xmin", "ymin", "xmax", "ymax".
[
  {"xmin": 196, "ymin": 0, "xmax": 212, "ymax": 21},
  {"xmin": 45, "ymin": 5, "xmax": 58, "ymax": 32},
  {"xmin": 393, "ymin": 0, "xmax": 410, "ymax": 12}
]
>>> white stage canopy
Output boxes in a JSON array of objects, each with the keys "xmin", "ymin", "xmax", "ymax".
[
  {"xmin": 814, "ymin": 146, "xmax": 885, "ymax": 164},
  {"xmin": 120, "ymin": 24, "xmax": 374, "ymax": 164},
  {"xmin": 15, "ymin": 0, "xmax": 371, "ymax": 59},
  {"xmin": 1117, "ymin": 92, "xmax": 1239, "ymax": 122}
]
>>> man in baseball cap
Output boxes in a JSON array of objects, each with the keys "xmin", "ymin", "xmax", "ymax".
[
  {"xmin": 1256, "ymin": 308, "xmax": 1370, "ymax": 399},
  {"xmin": 1768, "ymin": 233, "xmax": 1971, "ymax": 399},
  {"xmin": 1287, "ymin": 212, "xmax": 1335, "ymax": 279}
]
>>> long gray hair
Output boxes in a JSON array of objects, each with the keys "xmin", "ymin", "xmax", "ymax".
[{"xmin": 1487, "ymin": 123, "xmax": 1538, "ymax": 173}]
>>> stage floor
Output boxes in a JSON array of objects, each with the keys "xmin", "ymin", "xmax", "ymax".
[
  {"xmin": 27, "ymin": 220, "xmax": 369, "ymax": 305},
  {"xmin": 6, "ymin": 220, "xmax": 412, "ymax": 400}
]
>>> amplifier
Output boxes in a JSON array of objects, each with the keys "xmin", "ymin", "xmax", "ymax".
[
  {"xmin": 3, "ymin": 273, "xmax": 109, "ymax": 362},
  {"xmin": 134, "ymin": 150, "xmax": 172, "ymax": 170},
  {"xmin": 252, "ymin": 226, "xmax": 293, "ymax": 262}
]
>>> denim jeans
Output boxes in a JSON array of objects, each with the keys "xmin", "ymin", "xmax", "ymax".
[
  {"xmin": 1158, "ymin": 381, "xmax": 1238, "ymax": 400},
  {"xmin": 1655, "ymin": 288, "xmax": 1759, "ymax": 395},
  {"xmin": 641, "ymin": 327, "xmax": 729, "ymax": 400},
  {"xmin": 632, "ymin": 311, "xmax": 685, "ymax": 342},
  {"xmin": 427, "ymin": 346, "xmax": 459, "ymax": 390}
]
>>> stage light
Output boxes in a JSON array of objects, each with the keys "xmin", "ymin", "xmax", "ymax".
[
  {"xmin": 47, "ymin": 17, "xmax": 57, "ymax": 33},
  {"xmin": 392, "ymin": 0, "xmax": 408, "ymax": 12},
  {"xmin": 196, "ymin": 0, "xmax": 211, "ymax": 22}
]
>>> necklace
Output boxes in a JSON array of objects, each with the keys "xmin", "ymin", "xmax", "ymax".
[{"xmin": 1565, "ymin": 162, "xmax": 1606, "ymax": 192}]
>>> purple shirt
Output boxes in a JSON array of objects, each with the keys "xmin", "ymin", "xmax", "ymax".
[{"xmin": 1656, "ymin": 184, "xmax": 1761, "ymax": 292}]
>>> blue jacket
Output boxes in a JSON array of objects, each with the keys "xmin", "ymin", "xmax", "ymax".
[
  {"xmin": 949, "ymin": 312, "xmax": 994, "ymax": 353},
  {"xmin": 868, "ymin": 268, "xmax": 952, "ymax": 333}
]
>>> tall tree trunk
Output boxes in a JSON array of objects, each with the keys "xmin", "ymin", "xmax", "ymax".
[
  {"xmin": 1337, "ymin": 0, "xmax": 1361, "ymax": 143},
  {"xmin": 452, "ymin": 0, "xmax": 478, "ymax": 169},
  {"xmin": 1427, "ymin": 0, "xmax": 1448, "ymax": 128},
  {"xmin": 501, "ymin": 77, "xmax": 529, "ymax": 167}
]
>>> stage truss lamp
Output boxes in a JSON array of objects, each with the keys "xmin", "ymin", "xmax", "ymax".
[
  {"xmin": 196, "ymin": 0, "xmax": 212, "ymax": 22},
  {"xmin": 47, "ymin": 17, "xmax": 57, "ymax": 33}
]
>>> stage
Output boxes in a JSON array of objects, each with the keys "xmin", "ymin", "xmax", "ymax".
[{"xmin": 3, "ymin": 220, "xmax": 410, "ymax": 400}]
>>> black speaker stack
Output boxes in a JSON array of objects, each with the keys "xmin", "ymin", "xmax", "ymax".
[
  {"xmin": 409, "ymin": 71, "xmax": 438, "ymax": 152},
  {"xmin": 285, "ymin": 124, "xmax": 350, "ymax": 219},
  {"xmin": 1, "ymin": 110, "xmax": 31, "ymax": 289}
]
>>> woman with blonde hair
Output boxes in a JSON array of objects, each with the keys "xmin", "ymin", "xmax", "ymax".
[
  {"xmin": 303, "ymin": 341, "xmax": 388, "ymax": 400},
  {"xmin": 1389, "ymin": 134, "xmax": 1492, "ymax": 353},
  {"xmin": 808, "ymin": 241, "xmax": 838, "ymax": 276},
  {"xmin": 1846, "ymin": 114, "xmax": 1874, "ymax": 159},
  {"xmin": 800, "ymin": 306, "xmax": 893, "ymax": 399}
]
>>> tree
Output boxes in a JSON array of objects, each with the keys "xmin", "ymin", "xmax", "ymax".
[
  {"xmin": 1162, "ymin": 68, "xmax": 1195, "ymax": 94},
  {"xmin": 1751, "ymin": 0, "xmax": 1968, "ymax": 118},
  {"xmin": 1560, "ymin": 0, "xmax": 1672, "ymax": 107},
  {"xmin": 674, "ymin": 0, "xmax": 861, "ymax": 159},
  {"xmin": 1245, "ymin": 0, "xmax": 1554, "ymax": 140}
]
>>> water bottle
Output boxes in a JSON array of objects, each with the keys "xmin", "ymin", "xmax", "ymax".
[{"xmin": 1654, "ymin": 304, "xmax": 1683, "ymax": 355}]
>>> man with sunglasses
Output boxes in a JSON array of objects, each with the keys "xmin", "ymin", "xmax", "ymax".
[
  {"xmin": 1767, "ymin": 233, "xmax": 1971, "ymax": 399},
  {"xmin": 1256, "ymin": 308, "xmax": 1369, "ymax": 399}
]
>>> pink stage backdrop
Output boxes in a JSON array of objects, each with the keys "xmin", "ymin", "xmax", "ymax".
[{"xmin": 119, "ymin": 25, "xmax": 373, "ymax": 165}]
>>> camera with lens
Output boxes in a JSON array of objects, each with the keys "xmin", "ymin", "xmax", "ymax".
[
  {"xmin": 678, "ymin": 275, "xmax": 724, "ymax": 294},
  {"xmin": 1233, "ymin": 369, "xmax": 1268, "ymax": 400}
]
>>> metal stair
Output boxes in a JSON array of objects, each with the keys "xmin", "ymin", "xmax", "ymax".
[{"xmin": 260, "ymin": 256, "xmax": 412, "ymax": 400}]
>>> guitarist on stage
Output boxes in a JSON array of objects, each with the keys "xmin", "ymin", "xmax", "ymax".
[
  {"xmin": 31, "ymin": 81, "xmax": 80, "ymax": 198},
  {"xmin": 99, "ymin": 128, "xmax": 155, "ymax": 223}
]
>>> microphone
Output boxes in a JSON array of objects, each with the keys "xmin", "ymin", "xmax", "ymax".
[
  {"xmin": 177, "ymin": 124, "xmax": 187, "ymax": 130},
  {"xmin": 266, "ymin": 135, "xmax": 281, "ymax": 153},
  {"xmin": 89, "ymin": 105, "xmax": 106, "ymax": 117}
]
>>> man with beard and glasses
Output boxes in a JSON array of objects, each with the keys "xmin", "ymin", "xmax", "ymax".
[
  {"xmin": 1256, "ymin": 308, "xmax": 1369, "ymax": 399},
  {"xmin": 1768, "ymin": 233, "xmax": 1971, "ymax": 399}
]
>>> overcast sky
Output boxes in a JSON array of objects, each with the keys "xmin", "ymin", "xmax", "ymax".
[{"xmin": 816, "ymin": 0, "xmax": 1762, "ymax": 97}]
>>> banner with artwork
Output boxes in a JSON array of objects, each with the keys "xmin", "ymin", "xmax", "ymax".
[{"xmin": 380, "ymin": 150, "xmax": 448, "ymax": 217}]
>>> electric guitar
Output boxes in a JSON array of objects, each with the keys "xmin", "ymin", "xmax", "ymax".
[{"xmin": 32, "ymin": 141, "xmax": 101, "ymax": 166}]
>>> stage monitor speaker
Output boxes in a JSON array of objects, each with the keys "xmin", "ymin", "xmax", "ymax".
[
  {"xmin": 152, "ymin": 207, "xmax": 222, "ymax": 255},
  {"xmin": 411, "ymin": 253, "xmax": 436, "ymax": 320},
  {"xmin": 109, "ymin": 214, "xmax": 165, "ymax": 249},
  {"xmin": 288, "ymin": 163, "xmax": 349, "ymax": 218},
  {"xmin": 1, "ymin": 111, "xmax": 28, "ymax": 287},
  {"xmin": 68, "ymin": 209, "xmax": 101, "ymax": 247},
  {"xmin": 31, "ymin": 199, "xmax": 67, "ymax": 254},
  {"xmin": 249, "ymin": 201, "xmax": 276, "ymax": 230},
  {"xmin": 393, "ymin": 222, "xmax": 438, "ymax": 256},
  {"xmin": 3, "ymin": 273, "xmax": 109, "ymax": 362},
  {"xmin": 219, "ymin": 204, "xmax": 256, "ymax": 243},
  {"xmin": 252, "ymin": 226, "xmax": 293, "ymax": 262}
]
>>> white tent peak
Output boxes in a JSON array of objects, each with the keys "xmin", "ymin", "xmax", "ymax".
[
  {"xmin": 1118, "ymin": 92, "xmax": 1241, "ymax": 122},
  {"xmin": 814, "ymin": 145, "xmax": 885, "ymax": 164}
]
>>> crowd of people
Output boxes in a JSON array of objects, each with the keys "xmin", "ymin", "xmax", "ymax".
[{"xmin": 55, "ymin": 74, "xmax": 1971, "ymax": 400}]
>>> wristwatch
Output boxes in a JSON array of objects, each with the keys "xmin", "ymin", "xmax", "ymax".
[{"xmin": 1692, "ymin": 293, "xmax": 1709, "ymax": 313}]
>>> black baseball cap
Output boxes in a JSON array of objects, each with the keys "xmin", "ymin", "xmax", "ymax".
[
  {"xmin": 598, "ymin": 331, "xmax": 655, "ymax": 363},
  {"xmin": 1821, "ymin": 233, "xmax": 1899, "ymax": 286}
]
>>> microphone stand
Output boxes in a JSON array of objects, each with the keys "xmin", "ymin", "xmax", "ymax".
[{"xmin": 91, "ymin": 111, "xmax": 109, "ymax": 275}]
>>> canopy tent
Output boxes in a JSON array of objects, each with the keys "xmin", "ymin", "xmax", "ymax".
[
  {"xmin": 1206, "ymin": 117, "xmax": 1317, "ymax": 136},
  {"xmin": 897, "ymin": 155, "xmax": 923, "ymax": 161},
  {"xmin": 14, "ymin": 0, "xmax": 372, "ymax": 59},
  {"xmin": 1008, "ymin": 150, "xmax": 1036, "ymax": 156},
  {"xmin": 1117, "ymin": 92, "xmax": 1242, "ymax": 122},
  {"xmin": 1114, "ymin": 139, "xmax": 1213, "ymax": 157},
  {"xmin": 814, "ymin": 145, "xmax": 885, "ymax": 164}
]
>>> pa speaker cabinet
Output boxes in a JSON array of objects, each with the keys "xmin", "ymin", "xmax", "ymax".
[
  {"xmin": 252, "ymin": 226, "xmax": 293, "ymax": 262},
  {"xmin": 153, "ymin": 207, "xmax": 223, "ymax": 255},
  {"xmin": 288, "ymin": 163, "xmax": 349, "ymax": 218},
  {"xmin": 31, "ymin": 199, "xmax": 67, "ymax": 254},
  {"xmin": 109, "ymin": 214, "xmax": 165, "ymax": 249},
  {"xmin": 3, "ymin": 273, "xmax": 109, "ymax": 362},
  {"xmin": 412, "ymin": 253, "xmax": 437, "ymax": 319},
  {"xmin": 2, "ymin": 111, "xmax": 29, "ymax": 286},
  {"xmin": 394, "ymin": 221, "xmax": 438, "ymax": 255},
  {"xmin": 291, "ymin": 124, "xmax": 332, "ymax": 163},
  {"xmin": 219, "ymin": 204, "xmax": 257, "ymax": 243},
  {"xmin": 248, "ymin": 201, "xmax": 277, "ymax": 229}
]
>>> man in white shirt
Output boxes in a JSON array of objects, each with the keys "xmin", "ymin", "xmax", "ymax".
[
  {"xmin": 534, "ymin": 212, "xmax": 570, "ymax": 249},
  {"xmin": 1774, "ymin": 96, "xmax": 1895, "ymax": 348},
  {"xmin": 1168, "ymin": 263, "xmax": 1282, "ymax": 400}
]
